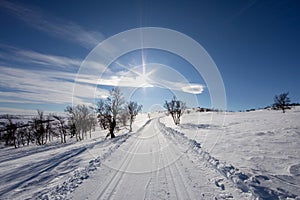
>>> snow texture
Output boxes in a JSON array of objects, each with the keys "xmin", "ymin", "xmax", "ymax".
[
  {"xmin": 160, "ymin": 107, "xmax": 300, "ymax": 199},
  {"xmin": 1, "ymin": 109, "xmax": 299, "ymax": 200}
]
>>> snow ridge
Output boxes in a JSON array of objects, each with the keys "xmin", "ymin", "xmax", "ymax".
[{"xmin": 158, "ymin": 118, "xmax": 298, "ymax": 200}]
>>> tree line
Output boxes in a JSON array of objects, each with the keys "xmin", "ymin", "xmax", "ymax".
[
  {"xmin": 4, "ymin": 89, "xmax": 292, "ymax": 149},
  {"xmin": 0, "ymin": 106, "xmax": 96, "ymax": 148},
  {"xmin": 0, "ymin": 87, "xmax": 143, "ymax": 148}
]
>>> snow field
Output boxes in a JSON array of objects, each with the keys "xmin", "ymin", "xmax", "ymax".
[
  {"xmin": 1, "ymin": 110, "xmax": 299, "ymax": 200},
  {"xmin": 160, "ymin": 107, "xmax": 300, "ymax": 199}
]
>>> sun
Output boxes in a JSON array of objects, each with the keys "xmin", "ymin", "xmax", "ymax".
[{"xmin": 134, "ymin": 68, "xmax": 155, "ymax": 88}]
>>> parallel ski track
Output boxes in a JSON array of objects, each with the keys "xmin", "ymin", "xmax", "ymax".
[
  {"xmin": 96, "ymin": 127, "xmax": 145, "ymax": 199},
  {"xmin": 155, "ymin": 121, "xmax": 194, "ymax": 200},
  {"xmin": 96, "ymin": 119, "xmax": 194, "ymax": 200}
]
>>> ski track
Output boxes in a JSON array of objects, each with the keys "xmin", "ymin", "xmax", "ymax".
[
  {"xmin": 0, "ymin": 131, "xmax": 132, "ymax": 200},
  {"xmin": 157, "ymin": 119, "xmax": 251, "ymax": 200},
  {"xmin": 69, "ymin": 118, "xmax": 252, "ymax": 200},
  {"xmin": 1, "ymin": 111, "xmax": 299, "ymax": 199},
  {"xmin": 154, "ymin": 121, "xmax": 194, "ymax": 200},
  {"xmin": 2, "ymin": 116, "xmax": 281, "ymax": 200},
  {"xmin": 158, "ymin": 117, "xmax": 300, "ymax": 200},
  {"xmin": 96, "ymin": 132, "xmax": 144, "ymax": 199}
]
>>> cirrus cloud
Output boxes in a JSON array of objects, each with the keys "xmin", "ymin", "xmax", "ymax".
[{"xmin": 0, "ymin": 0, "xmax": 104, "ymax": 49}]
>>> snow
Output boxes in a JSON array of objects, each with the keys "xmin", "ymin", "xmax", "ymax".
[
  {"xmin": 160, "ymin": 107, "xmax": 300, "ymax": 199},
  {"xmin": 0, "ymin": 114, "xmax": 149, "ymax": 199},
  {"xmin": 69, "ymin": 118, "xmax": 251, "ymax": 200},
  {"xmin": 0, "ymin": 109, "xmax": 299, "ymax": 199}
]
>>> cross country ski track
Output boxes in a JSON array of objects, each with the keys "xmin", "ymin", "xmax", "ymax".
[{"xmin": 69, "ymin": 118, "xmax": 252, "ymax": 200}]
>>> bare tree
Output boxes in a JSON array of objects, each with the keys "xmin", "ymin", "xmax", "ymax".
[
  {"xmin": 19, "ymin": 126, "xmax": 32, "ymax": 146},
  {"xmin": 127, "ymin": 101, "xmax": 142, "ymax": 132},
  {"xmin": 65, "ymin": 106, "xmax": 81, "ymax": 141},
  {"xmin": 45, "ymin": 114, "xmax": 54, "ymax": 143},
  {"xmin": 15, "ymin": 122, "xmax": 26, "ymax": 147},
  {"xmin": 88, "ymin": 114, "xmax": 97, "ymax": 138},
  {"xmin": 65, "ymin": 106, "xmax": 77, "ymax": 139},
  {"xmin": 1, "ymin": 113, "xmax": 68, "ymax": 149},
  {"xmin": 53, "ymin": 115, "xmax": 67, "ymax": 143},
  {"xmin": 32, "ymin": 110, "xmax": 47, "ymax": 145},
  {"xmin": 65, "ymin": 104, "xmax": 95, "ymax": 141},
  {"xmin": 4, "ymin": 115, "xmax": 18, "ymax": 148},
  {"xmin": 77, "ymin": 105, "xmax": 90, "ymax": 140},
  {"xmin": 96, "ymin": 87, "xmax": 125, "ymax": 139},
  {"xmin": 164, "ymin": 96, "xmax": 186, "ymax": 125},
  {"xmin": 273, "ymin": 92, "xmax": 291, "ymax": 113},
  {"xmin": 96, "ymin": 99, "xmax": 110, "ymax": 129}
]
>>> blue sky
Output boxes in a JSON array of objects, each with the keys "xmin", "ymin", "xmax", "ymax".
[{"xmin": 0, "ymin": 0, "xmax": 299, "ymax": 114}]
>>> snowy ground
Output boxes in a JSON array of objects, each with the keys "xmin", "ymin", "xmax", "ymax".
[
  {"xmin": 0, "ymin": 109, "xmax": 299, "ymax": 199},
  {"xmin": 161, "ymin": 107, "xmax": 300, "ymax": 199},
  {"xmin": 68, "ymin": 118, "xmax": 251, "ymax": 200},
  {"xmin": 0, "ymin": 114, "xmax": 149, "ymax": 199}
]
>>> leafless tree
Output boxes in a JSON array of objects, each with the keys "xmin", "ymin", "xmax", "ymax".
[
  {"xmin": 4, "ymin": 115, "xmax": 18, "ymax": 148},
  {"xmin": 65, "ymin": 104, "xmax": 95, "ymax": 141},
  {"xmin": 32, "ymin": 110, "xmax": 47, "ymax": 145},
  {"xmin": 65, "ymin": 106, "xmax": 80, "ymax": 140},
  {"xmin": 164, "ymin": 96, "xmax": 186, "ymax": 125},
  {"xmin": 88, "ymin": 114, "xmax": 97, "ymax": 138},
  {"xmin": 96, "ymin": 99, "xmax": 110, "ymax": 129},
  {"xmin": 273, "ymin": 92, "xmax": 291, "ymax": 113},
  {"xmin": 19, "ymin": 126, "xmax": 32, "ymax": 146},
  {"xmin": 53, "ymin": 115, "xmax": 67, "ymax": 143},
  {"xmin": 96, "ymin": 87, "xmax": 125, "ymax": 139},
  {"xmin": 45, "ymin": 114, "xmax": 54, "ymax": 143},
  {"xmin": 65, "ymin": 106, "xmax": 77, "ymax": 139},
  {"xmin": 127, "ymin": 101, "xmax": 142, "ymax": 132}
]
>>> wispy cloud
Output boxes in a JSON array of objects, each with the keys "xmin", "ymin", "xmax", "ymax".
[
  {"xmin": 75, "ymin": 62, "xmax": 205, "ymax": 95},
  {"xmin": 0, "ymin": 0, "xmax": 104, "ymax": 48},
  {"xmin": 0, "ymin": 65, "xmax": 109, "ymax": 107},
  {"xmin": 0, "ymin": 45, "xmax": 110, "ymax": 113},
  {"xmin": 16, "ymin": 50, "xmax": 81, "ymax": 69},
  {"xmin": 0, "ymin": 44, "xmax": 204, "ymax": 114},
  {"xmin": 0, "ymin": 45, "xmax": 82, "ymax": 70}
]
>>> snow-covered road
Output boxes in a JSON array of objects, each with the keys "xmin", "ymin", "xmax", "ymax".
[{"xmin": 69, "ymin": 118, "xmax": 250, "ymax": 200}]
